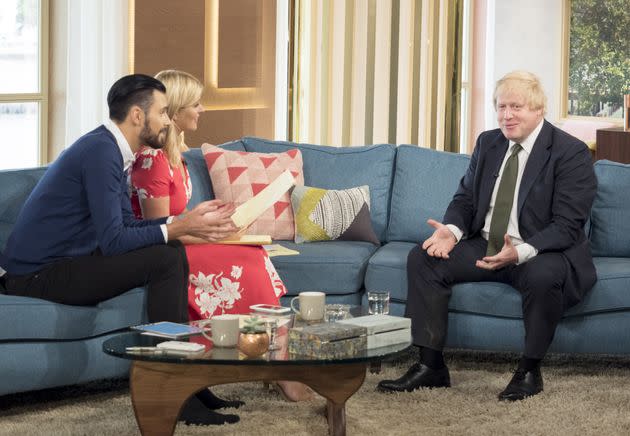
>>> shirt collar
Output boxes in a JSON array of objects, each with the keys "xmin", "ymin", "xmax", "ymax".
[
  {"xmin": 509, "ymin": 118, "xmax": 544, "ymax": 155},
  {"xmin": 104, "ymin": 119, "xmax": 136, "ymax": 171}
]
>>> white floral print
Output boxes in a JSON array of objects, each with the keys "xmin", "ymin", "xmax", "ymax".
[
  {"xmin": 137, "ymin": 188, "xmax": 150, "ymax": 200},
  {"xmin": 264, "ymin": 255, "xmax": 287, "ymax": 297},
  {"xmin": 141, "ymin": 157, "xmax": 153, "ymax": 170},
  {"xmin": 190, "ymin": 269, "xmax": 245, "ymax": 316},
  {"xmin": 140, "ymin": 148, "xmax": 160, "ymax": 157},
  {"xmin": 231, "ymin": 265, "xmax": 243, "ymax": 279}
]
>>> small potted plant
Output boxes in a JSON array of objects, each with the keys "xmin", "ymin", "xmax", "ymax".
[{"xmin": 238, "ymin": 316, "xmax": 270, "ymax": 358}]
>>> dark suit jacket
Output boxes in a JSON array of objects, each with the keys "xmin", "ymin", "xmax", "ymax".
[{"xmin": 444, "ymin": 120, "xmax": 598, "ymax": 308}]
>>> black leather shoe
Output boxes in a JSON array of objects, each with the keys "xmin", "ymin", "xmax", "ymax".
[
  {"xmin": 498, "ymin": 368, "xmax": 543, "ymax": 401},
  {"xmin": 179, "ymin": 396, "xmax": 240, "ymax": 425},
  {"xmin": 377, "ymin": 363, "xmax": 451, "ymax": 392}
]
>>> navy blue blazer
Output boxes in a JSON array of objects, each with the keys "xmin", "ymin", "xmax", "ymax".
[{"xmin": 444, "ymin": 120, "xmax": 598, "ymax": 308}]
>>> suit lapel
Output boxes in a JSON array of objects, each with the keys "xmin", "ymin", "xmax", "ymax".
[{"xmin": 517, "ymin": 120, "xmax": 553, "ymax": 215}]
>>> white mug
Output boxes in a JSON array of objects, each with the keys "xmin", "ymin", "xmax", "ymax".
[
  {"xmin": 290, "ymin": 291, "xmax": 326, "ymax": 321},
  {"xmin": 210, "ymin": 314, "xmax": 240, "ymax": 347}
]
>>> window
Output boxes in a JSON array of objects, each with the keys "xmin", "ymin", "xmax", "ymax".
[
  {"xmin": 565, "ymin": 0, "xmax": 629, "ymax": 119},
  {"xmin": 0, "ymin": 0, "xmax": 48, "ymax": 170}
]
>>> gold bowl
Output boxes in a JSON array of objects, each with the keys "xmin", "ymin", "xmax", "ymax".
[{"xmin": 238, "ymin": 332, "xmax": 270, "ymax": 358}]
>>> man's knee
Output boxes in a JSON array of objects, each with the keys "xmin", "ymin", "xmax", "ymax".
[
  {"xmin": 152, "ymin": 243, "xmax": 187, "ymax": 276},
  {"xmin": 520, "ymin": 255, "xmax": 566, "ymax": 295},
  {"xmin": 407, "ymin": 244, "xmax": 431, "ymax": 271}
]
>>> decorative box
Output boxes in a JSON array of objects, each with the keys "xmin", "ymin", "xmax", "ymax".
[
  {"xmin": 338, "ymin": 315, "xmax": 411, "ymax": 349},
  {"xmin": 288, "ymin": 323, "xmax": 367, "ymax": 358}
]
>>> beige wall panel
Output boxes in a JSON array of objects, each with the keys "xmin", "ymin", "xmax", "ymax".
[
  {"xmin": 133, "ymin": 0, "xmax": 276, "ymax": 146},
  {"xmin": 372, "ymin": 0, "xmax": 392, "ymax": 144},
  {"xmin": 218, "ymin": 0, "xmax": 259, "ymax": 88},
  {"xmin": 395, "ymin": 0, "xmax": 414, "ymax": 145},
  {"xmin": 350, "ymin": 0, "xmax": 368, "ymax": 145},
  {"xmin": 329, "ymin": 0, "xmax": 346, "ymax": 146},
  {"xmin": 417, "ymin": 0, "xmax": 435, "ymax": 148},
  {"xmin": 133, "ymin": 0, "xmax": 206, "ymax": 79}
]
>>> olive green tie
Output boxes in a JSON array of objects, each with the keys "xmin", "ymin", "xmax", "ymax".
[{"xmin": 486, "ymin": 143, "xmax": 522, "ymax": 256}]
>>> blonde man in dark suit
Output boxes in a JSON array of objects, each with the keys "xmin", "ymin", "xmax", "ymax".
[{"xmin": 378, "ymin": 71, "xmax": 597, "ymax": 401}]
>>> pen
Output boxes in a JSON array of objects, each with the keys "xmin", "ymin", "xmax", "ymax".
[{"xmin": 126, "ymin": 347, "xmax": 164, "ymax": 354}]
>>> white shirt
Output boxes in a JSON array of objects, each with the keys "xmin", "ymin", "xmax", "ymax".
[
  {"xmin": 448, "ymin": 119, "xmax": 544, "ymax": 264},
  {"xmin": 103, "ymin": 121, "xmax": 170, "ymax": 242}
]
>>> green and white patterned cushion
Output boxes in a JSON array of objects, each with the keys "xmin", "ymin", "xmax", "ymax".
[{"xmin": 291, "ymin": 185, "xmax": 380, "ymax": 245}]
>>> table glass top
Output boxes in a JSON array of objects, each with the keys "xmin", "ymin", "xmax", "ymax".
[{"xmin": 102, "ymin": 314, "xmax": 410, "ymax": 366}]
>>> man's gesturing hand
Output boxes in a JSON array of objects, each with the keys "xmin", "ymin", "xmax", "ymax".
[
  {"xmin": 476, "ymin": 233, "xmax": 518, "ymax": 270},
  {"xmin": 421, "ymin": 219, "xmax": 457, "ymax": 259},
  {"xmin": 167, "ymin": 200, "xmax": 239, "ymax": 242}
]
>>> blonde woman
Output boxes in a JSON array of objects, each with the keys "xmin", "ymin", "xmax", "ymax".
[{"xmin": 130, "ymin": 70, "xmax": 313, "ymax": 402}]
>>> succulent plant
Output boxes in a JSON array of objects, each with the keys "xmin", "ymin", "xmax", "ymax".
[{"xmin": 240, "ymin": 316, "xmax": 267, "ymax": 334}]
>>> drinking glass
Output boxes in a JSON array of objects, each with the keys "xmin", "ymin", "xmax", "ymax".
[
  {"xmin": 325, "ymin": 304, "xmax": 351, "ymax": 323},
  {"xmin": 367, "ymin": 291, "xmax": 390, "ymax": 315}
]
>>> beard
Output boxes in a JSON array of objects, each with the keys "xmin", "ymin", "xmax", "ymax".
[{"xmin": 140, "ymin": 120, "xmax": 168, "ymax": 149}]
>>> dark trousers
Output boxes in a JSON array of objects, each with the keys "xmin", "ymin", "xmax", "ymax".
[
  {"xmin": 405, "ymin": 237, "xmax": 567, "ymax": 359},
  {"xmin": 4, "ymin": 241, "xmax": 189, "ymax": 323}
]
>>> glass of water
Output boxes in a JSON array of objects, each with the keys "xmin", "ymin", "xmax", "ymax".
[
  {"xmin": 325, "ymin": 304, "xmax": 351, "ymax": 323},
  {"xmin": 367, "ymin": 291, "xmax": 390, "ymax": 315}
]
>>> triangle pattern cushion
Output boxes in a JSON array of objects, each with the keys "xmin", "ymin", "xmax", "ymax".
[
  {"xmin": 201, "ymin": 143, "xmax": 304, "ymax": 240},
  {"xmin": 291, "ymin": 184, "xmax": 380, "ymax": 245}
]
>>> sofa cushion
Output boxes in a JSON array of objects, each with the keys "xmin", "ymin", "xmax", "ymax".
[
  {"xmin": 590, "ymin": 160, "xmax": 630, "ymax": 257},
  {"xmin": 201, "ymin": 143, "xmax": 305, "ymax": 240},
  {"xmin": 241, "ymin": 137, "xmax": 396, "ymax": 242},
  {"xmin": 0, "ymin": 287, "xmax": 148, "ymax": 341},
  {"xmin": 291, "ymin": 185, "xmax": 380, "ymax": 245},
  {"xmin": 183, "ymin": 141, "xmax": 246, "ymax": 209},
  {"xmin": 564, "ymin": 257, "xmax": 630, "ymax": 317},
  {"xmin": 365, "ymin": 242, "xmax": 630, "ymax": 319},
  {"xmin": 269, "ymin": 240, "xmax": 378, "ymax": 295},
  {"xmin": 387, "ymin": 146, "xmax": 470, "ymax": 243},
  {"xmin": 0, "ymin": 167, "xmax": 47, "ymax": 250}
]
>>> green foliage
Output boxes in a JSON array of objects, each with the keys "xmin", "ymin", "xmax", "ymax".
[
  {"xmin": 568, "ymin": 0, "xmax": 630, "ymax": 117},
  {"xmin": 240, "ymin": 316, "xmax": 267, "ymax": 334}
]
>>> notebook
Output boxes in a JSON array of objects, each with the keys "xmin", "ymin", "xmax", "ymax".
[{"xmin": 131, "ymin": 321, "xmax": 206, "ymax": 339}]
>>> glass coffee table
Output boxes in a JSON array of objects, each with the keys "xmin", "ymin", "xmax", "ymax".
[{"xmin": 103, "ymin": 318, "xmax": 409, "ymax": 436}]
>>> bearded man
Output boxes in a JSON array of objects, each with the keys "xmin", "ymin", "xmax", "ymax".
[{"xmin": 0, "ymin": 74, "xmax": 236, "ymax": 324}]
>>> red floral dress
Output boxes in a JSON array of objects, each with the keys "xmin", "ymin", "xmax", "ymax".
[{"xmin": 130, "ymin": 147, "xmax": 287, "ymax": 320}]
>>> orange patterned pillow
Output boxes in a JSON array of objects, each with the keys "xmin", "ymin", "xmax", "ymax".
[{"xmin": 201, "ymin": 143, "xmax": 304, "ymax": 240}]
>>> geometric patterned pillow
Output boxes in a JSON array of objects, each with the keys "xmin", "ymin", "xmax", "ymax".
[
  {"xmin": 201, "ymin": 144, "xmax": 304, "ymax": 240},
  {"xmin": 291, "ymin": 185, "xmax": 380, "ymax": 245}
]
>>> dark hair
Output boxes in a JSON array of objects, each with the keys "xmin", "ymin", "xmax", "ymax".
[{"xmin": 107, "ymin": 74, "xmax": 167, "ymax": 122}]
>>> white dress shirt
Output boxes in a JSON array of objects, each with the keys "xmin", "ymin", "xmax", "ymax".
[
  {"xmin": 447, "ymin": 119, "xmax": 544, "ymax": 264},
  {"xmin": 104, "ymin": 120, "xmax": 170, "ymax": 242}
]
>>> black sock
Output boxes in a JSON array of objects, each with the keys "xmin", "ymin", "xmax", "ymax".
[
  {"xmin": 420, "ymin": 347, "xmax": 445, "ymax": 370},
  {"xmin": 179, "ymin": 396, "xmax": 239, "ymax": 426},
  {"xmin": 196, "ymin": 389, "xmax": 245, "ymax": 410},
  {"xmin": 517, "ymin": 356, "xmax": 541, "ymax": 372}
]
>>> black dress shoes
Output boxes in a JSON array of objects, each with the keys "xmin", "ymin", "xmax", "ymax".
[
  {"xmin": 179, "ymin": 396, "xmax": 240, "ymax": 425},
  {"xmin": 377, "ymin": 363, "xmax": 451, "ymax": 392},
  {"xmin": 498, "ymin": 367, "xmax": 543, "ymax": 401}
]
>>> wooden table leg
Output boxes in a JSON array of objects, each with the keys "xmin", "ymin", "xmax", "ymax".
[
  {"xmin": 327, "ymin": 401, "xmax": 347, "ymax": 436},
  {"xmin": 300, "ymin": 363, "xmax": 366, "ymax": 436},
  {"xmin": 129, "ymin": 360, "xmax": 368, "ymax": 436},
  {"xmin": 130, "ymin": 361, "xmax": 206, "ymax": 436}
]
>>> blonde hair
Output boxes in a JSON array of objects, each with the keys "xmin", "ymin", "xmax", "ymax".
[
  {"xmin": 154, "ymin": 70, "xmax": 204, "ymax": 167},
  {"xmin": 493, "ymin": 71, "xmax": 547, "ymax": 114}
]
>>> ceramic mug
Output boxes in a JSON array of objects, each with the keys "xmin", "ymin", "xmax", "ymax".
[
  {"xmin": 210, "ymin": 314, "xmax": 240, "ymax": 347},
  {"xmin": 290, "ymin": 291, "xmax": 326, "ymax": 321}
]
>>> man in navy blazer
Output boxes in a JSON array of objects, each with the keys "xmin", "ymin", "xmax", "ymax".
[{"xmin": 378, "ymin": 71, "xmax": 597, "ymax": 400}]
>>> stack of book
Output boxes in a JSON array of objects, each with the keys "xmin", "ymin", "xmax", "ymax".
[{"xmin": 337, "ymin": 314, "xmax": 411, "ymax": 349}]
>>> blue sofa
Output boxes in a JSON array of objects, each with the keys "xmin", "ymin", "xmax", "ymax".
[{"xmin": 1, "ymin": 136, "xmax": 629, "ymax": 397}]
